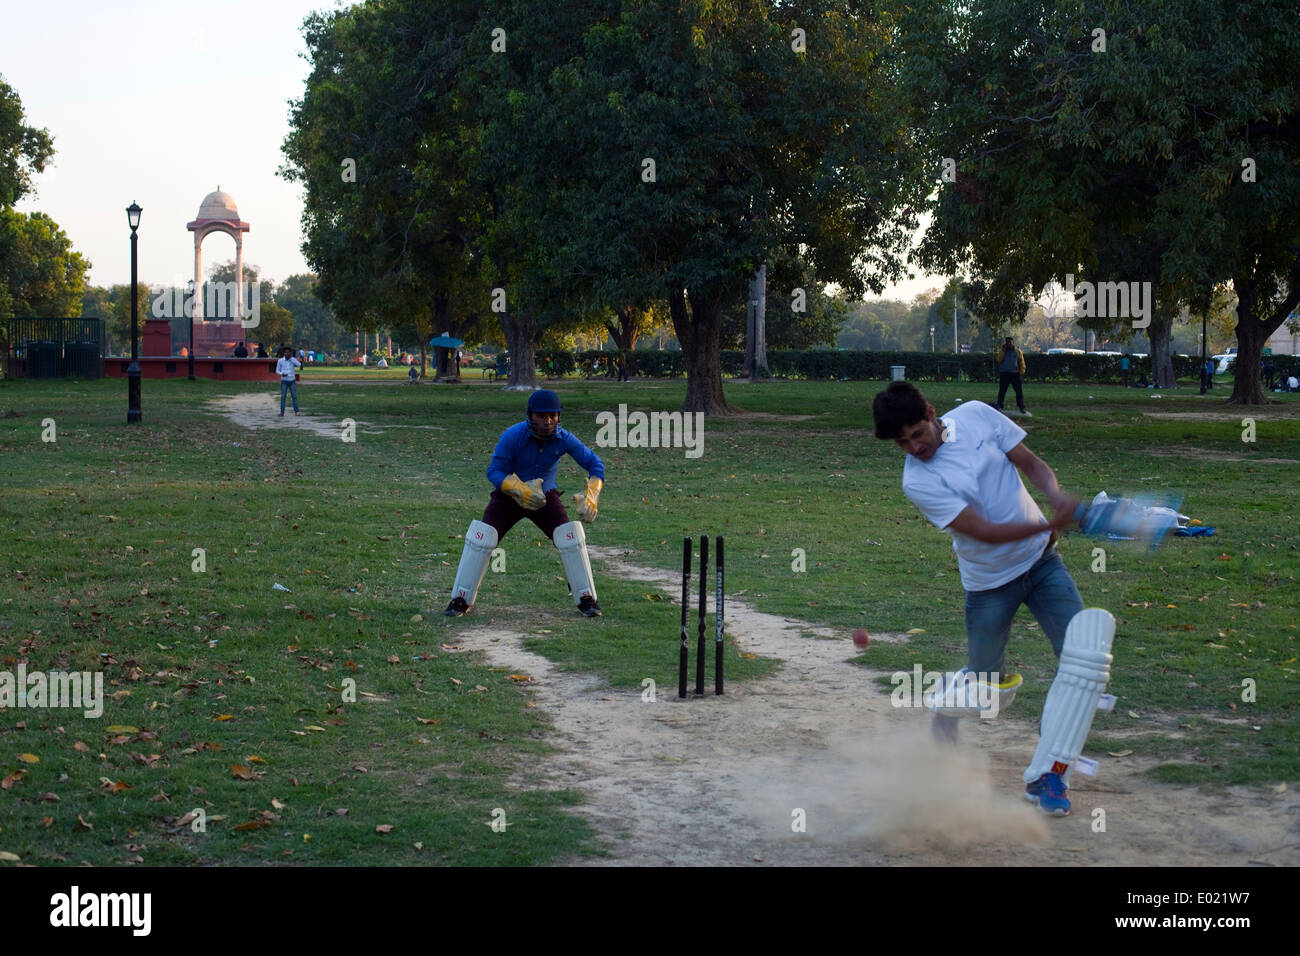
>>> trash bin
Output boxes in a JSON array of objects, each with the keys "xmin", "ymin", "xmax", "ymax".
[
  {"xmin": 890, "ymin": 365, "xmax": 906, "ymax": 381},
  {"xmin": 28, "ymin": 341, "xmax": 60, "ymax": 378},
  {"xmin": 65, "ymin": 342, "xmax": 103, "ymax": 379}
]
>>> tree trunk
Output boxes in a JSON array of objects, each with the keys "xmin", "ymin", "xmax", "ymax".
[
  {"xmin": 1229, "ymin": 273, "xmax": 1300, "ymax": 405},
  {"xmin": 419, "ymin": 343, "xmax": 427, "ymax": 379},
  {"xmin": 1229, "ymin": 321, "xmax": 1267, "ymax": 404},
  {"xmin": 671, "ymin": 289, "xmax": 737, "ymax": 415},
  {"xmin": 609, "ymin": 307, "xmax": 641, "ymax": 352},
  {"xmin": 1146, "ymin": 312, "xmax": 1176, "ymax": 388},
  {"xmin": 501, "ymin": 307, "xmax": 539, "ymax": 388}
]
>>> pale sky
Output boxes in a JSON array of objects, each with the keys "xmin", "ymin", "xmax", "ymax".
[
  {"xmin": 4, "ymin": 0, "xmax": 336, "ymax": 290},
  {"xmin": 5, "ymin": 0, "xmax": 947, "ymax": 299}
]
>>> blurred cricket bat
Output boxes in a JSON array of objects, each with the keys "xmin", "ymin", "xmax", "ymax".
[{"xmin": 1073, "ymin": 492, "xmax": 1185, "ymax": 550}]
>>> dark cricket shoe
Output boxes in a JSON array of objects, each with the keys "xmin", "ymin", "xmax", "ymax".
[
  {"xmin": 577, "ymin": 595, "xmax": 602, "ymax": 618},
  {"xmin": 443, "ymin": 596, "xmax": 470, "ymax": 618}
]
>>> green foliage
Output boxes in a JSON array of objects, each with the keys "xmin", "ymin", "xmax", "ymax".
[
  {"xmin": 281, "ymin": 0, "xmax": 497, "ymax": 355},
  {"xmin": 106, "ymin": 283, "xmax": 151, "ymax": 355},
  {"xmin": 898, "ymin": 0, "xmax": 1300, "ymax": 400},
  {"xmin": 275, "ymin": 274, "xmax": 344, "ymax": 350},
  {"xmin": 0, "ymin": 75, "xmax": 54, "ymax": 208},
  {"xmin": 281, "ymin": 1, "xmax": 927, "ymax": 406},
  {"xmin": 0, "ymin": 209, "xmax": 88, "ymax": 318}
]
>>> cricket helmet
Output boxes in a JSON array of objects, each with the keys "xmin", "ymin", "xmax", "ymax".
[
  {"xmin": 526, "ymin": 389, "xmax": 563, "ymax": 440},
  {"xmin": 526, "ymin": 390, "xmax": 563, "ymax": 415}
]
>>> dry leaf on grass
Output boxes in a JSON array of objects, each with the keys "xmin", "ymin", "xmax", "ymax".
[{"xmin": 375, "ymin": 824, "xmax": 394, "ymax": 833}]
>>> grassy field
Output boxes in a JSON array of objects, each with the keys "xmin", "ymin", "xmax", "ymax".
[{"xmin": 0, "ymin": 373, "xmax": 1296, "ymax": 865}]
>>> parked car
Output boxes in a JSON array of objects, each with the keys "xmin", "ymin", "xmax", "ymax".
[
  {"xmin": 1211, "ymin": 352, "xmax": 1236, "ymax": 374},
  {"xmin": 1045, "ymin": 347, "xmax": 1086, "ymax": 355}
]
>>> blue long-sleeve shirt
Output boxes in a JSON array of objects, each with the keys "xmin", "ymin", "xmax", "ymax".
[{"xmin": 487, "ymin": 421, "xmax": 605, "ymax": 492}]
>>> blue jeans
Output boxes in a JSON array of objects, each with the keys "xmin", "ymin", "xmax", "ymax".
[
  {"xmin": 280, "ymin": 380, "xmax": 298, "ymax": 413},
  {"xmin": 964, "ymin": 549, "xmax": 1083, "ymax": 676}
]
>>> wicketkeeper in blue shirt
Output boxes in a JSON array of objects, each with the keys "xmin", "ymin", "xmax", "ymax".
[{"xmin": 444, "ymin": 390, "xmax": 606, "ymax": 618}]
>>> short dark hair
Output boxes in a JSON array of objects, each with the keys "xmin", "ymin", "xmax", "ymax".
[{"xmin": 872, "ymin": 381, "xmax": 930, "ymax": 439}]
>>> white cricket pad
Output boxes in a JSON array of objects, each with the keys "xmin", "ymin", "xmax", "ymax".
[
  {"xmin": 1024, "ymin": 608, "xmax": 1115, "ymax": 785},
  {"xmin": 451, "ymin": 520, "xmax": 498, "ymax": 606},
  {"xmin": 553, "ymin": 521, "xmax": 596, "ymax": 605},
  {"xmin": 925, "ymin": 668, "xmax": 1022, "ymax": 719}
]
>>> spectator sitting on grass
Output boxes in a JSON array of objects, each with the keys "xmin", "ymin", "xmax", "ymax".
[{"xmin": 408, "ymin": 365, "xmax": 420, "ymax": 384}]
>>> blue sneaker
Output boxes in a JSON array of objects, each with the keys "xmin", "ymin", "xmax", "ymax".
[{"xmin": 1024, "ymin": 772, "xmax": 1070, "ymax": 816}]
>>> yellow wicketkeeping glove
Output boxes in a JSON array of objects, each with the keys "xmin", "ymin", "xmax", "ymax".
[
  {"xmin": 572, "ymin": 476, "xmax": 603, "ymax": 522},
  {"xmin": 501, "ymin": 473, "xmax": 546, "ymax": 510}
]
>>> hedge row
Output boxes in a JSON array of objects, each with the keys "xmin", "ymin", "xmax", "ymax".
[{"xmin": 530, "ymin": 348, "xmax": 1297, "ymax": 383}]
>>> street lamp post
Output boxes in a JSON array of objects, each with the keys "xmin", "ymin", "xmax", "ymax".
[
  {"xmin": 187, "ymin": 274, "xmax": 195, "ymax": 380},
  {"xmin": 931, "ymin": 326, "xmax": 935, "ymax": 353},
  {"xmin": 126, "ymin": 202, "xmax": 142, "ymax": 424}
]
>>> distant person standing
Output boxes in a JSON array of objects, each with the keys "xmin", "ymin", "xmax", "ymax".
[
  {"xmin": 1263, "ymin": 357, "xmax": 1276, "ymax": 390},
  {"xmin": 1120, "ymin": 354, "xmax": 1130, "ymax": 388},
  {"xmin": 995, "ymin": 337, "xmax": 1029, "ymax": 416},
  {"xmin": 276, "ymin": 346, "xmax": 301, "ymax": 416}
]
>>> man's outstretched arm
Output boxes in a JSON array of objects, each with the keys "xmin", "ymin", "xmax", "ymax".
[
  {"xmin": 946, "ymin": 505, "xmax": 1073, "ymax": 544},
  {"xmin": 1006, "ymin": 443, "xmax": 1078, "ymax": 517},
  {"xmin": 944, "ymin": 443, "xmax": 1079, "ymax": 544}
]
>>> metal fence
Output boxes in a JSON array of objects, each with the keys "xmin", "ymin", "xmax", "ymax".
[{"xmin": 2, "ymin": 317, "xmax": 105, "ymax": 379}]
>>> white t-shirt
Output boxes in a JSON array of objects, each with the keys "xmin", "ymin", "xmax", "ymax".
[
  {"xmin": 902, "ymin": 401, "xmax": 1049, "ymax": 591},
  {"xmin": 276, "ymin": 357, "xmax": 301, "ymax": 381}
]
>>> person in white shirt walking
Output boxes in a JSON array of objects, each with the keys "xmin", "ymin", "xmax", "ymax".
[{"xmin": 276, "ymin": 347, "xmax": 302, "ymax": 416}]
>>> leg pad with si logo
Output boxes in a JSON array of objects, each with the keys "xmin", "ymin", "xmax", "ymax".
[
  {"xmin": 553, "ymin": 521, "xmax": 597, "ymax": 605},
  {"xmin": 450, "ymin": 520, "xmax": 497, "ymax": 607},
  {"xmin": 1023, "ymin": 608, "xmax": 1115, "ymax": 786}
]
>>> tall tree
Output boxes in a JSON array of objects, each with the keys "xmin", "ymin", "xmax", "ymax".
[
  {"xmin": 497, "ymin": 0, "xmax": 926, "ymax": 411},
  {"xmin": 282, "ymin": 1, "xmax": 498, "ymax": 383},
  {"xmin": 900, "ymin": 0, "xmax": 1300, "ymax": 401}
]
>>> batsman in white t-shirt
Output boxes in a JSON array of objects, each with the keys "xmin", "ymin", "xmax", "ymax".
[{"xmin": 873, "ymin": 382, "xmax": 1093, "ymax": 816}]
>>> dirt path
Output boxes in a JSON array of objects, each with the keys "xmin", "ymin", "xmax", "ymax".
[
  {"xmin": 453, "ymin": 548, "xmax": 1299, "ymax": 866},
  {"xmin": 206, "ymin": 391, "xmax": 442, "ymax": 437}
]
